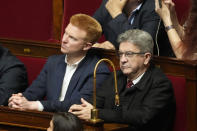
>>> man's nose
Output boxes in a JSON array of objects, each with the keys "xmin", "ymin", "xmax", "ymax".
[
  {"xmin": 120, "ymin": 55, "xmax": 127, "ymax": 63},
  {"xmin": 62, "ymin": 34, "xmax": 69, "ymax": 42}
]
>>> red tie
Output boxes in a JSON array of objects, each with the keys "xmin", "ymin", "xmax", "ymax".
[{"xmin": 126, "ymin": 80, "xmax": 133, "ymax": 88}]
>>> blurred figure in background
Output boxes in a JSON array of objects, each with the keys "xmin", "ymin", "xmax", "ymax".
[
  {"xmin": 93, "ymin": 0, "xmax": 174, "ymax": 57},
  {"xmin": 155, "ymin": 0, "xmax": 197, "ymax": 60},
  {"xmin": 0, "ymin": 45, "xmax": 27, "ymax": 105},
  {"xmin": 47, "ymin": 112, "xmax": 83, "ymax": 131}
]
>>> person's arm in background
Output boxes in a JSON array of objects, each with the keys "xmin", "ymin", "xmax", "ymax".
[
  {"xmin": 166, "ymin": 0, "xmax": 185, "ymax": 38},
  {"xmin": 105, "ymin": 0, "xmax": 132, "ymax": 35},
  {"xmin": 155, "ymin": 0, "xmax": 185, "ymax": 58},
  {"xmin": 93, "ymin": 0, "xmax": 128, "ymax": 28},
  {"xmin": 107, "ymin": 0, "xmax": 160, "ymax": 40},
  {"xmin": 93, "ymin": 41, "xmax": 115, "ymax": 50},
  {"xmin": 0, "ymin": 50, "xmax": 28, "ymax": 106},
  {"xmin": 0, "ymin": 64, "xmax": 27, "ymax": 105},
  {"xmin": 92, "ymin": 0, "xmax": 128, "ymax": 50},
  {"xmin": 94, "ymin": 0, "xmax": 162, "ymax": 50},
  {"xmin": 105, "ymin": 0, "xmax": 128, "ymax": 18},
  {"xmin": 8, "ymin": 57, "xmax": 51, "ymax": 110}
]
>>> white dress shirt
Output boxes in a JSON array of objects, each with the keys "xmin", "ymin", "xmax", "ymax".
[
  {"xmin": 128, "ymin": 3, "xmax": 142, "ymax": 25},
  {"xmin": 37, "ymin": 55, "xmax": 85, "ymax": 111},
  {"xmin": 128, "ymin": 72, "xmax": 145, "ymax": 88}
]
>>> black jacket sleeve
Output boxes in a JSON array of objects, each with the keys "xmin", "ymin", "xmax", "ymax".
[{"xmin": 0, "ymin": 47, "xmax": 28, "ymax": 105}]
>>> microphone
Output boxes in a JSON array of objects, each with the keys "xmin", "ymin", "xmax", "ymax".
[{"xmin": 89, "ymin": 58, "xmax": 119, "ymax": 123}]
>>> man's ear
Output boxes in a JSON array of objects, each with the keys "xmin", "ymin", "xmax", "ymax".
[
  {"xmin": 83, "ymin": 42, "xmax": 93, "ymax": 51},
  {"xmin": 144, "ymin": 53, "xmax": 151, "ymax": 65}
]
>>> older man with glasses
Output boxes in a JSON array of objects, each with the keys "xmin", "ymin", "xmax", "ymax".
[{"xmin": 69, "ymin": 29, "xmax": 176, "ymax": 131}]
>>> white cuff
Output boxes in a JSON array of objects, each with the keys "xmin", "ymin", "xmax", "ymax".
[{"xmin": 37, "ymin": 101, "xmax": 44, "ymax": 111}]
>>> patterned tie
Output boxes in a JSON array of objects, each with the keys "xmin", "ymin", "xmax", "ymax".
[{"xmin": 126, "ymin": 80, "xmax": 133, "ymax": 88}]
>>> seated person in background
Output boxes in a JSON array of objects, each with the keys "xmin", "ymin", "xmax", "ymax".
[
  {"xmin": 8, "ymin": 14, "xmax": 110, "ymax": 112},
  {"xmin": 93, "ymin": 0, "xmax": 174, "ymax": 57},
  {"xmin": 69, "ymin": 29, "xmax": 176, "ymax": 131},
  {"xmin": 47, "ymin": 112, "xmax": 83, "ymax": 131},
  {"xmin": 155, "ymin": 0, "xmax": 197, "ymax": 60},
  {"xmin": 0, "ymin": 45, "xmax": 28, "ymax": 105}
]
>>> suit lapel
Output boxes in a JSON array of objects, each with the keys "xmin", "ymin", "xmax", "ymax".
[
  {"xmin": 117, "ymin": 71, "xmax": 127, "ymax": 94},
  {"xmin": 55, "ymin": 56, "xmax": 66, "ymax": 98},
  {"xmin": 127, "ymin": 67, "xmax": 152, "ymax": 108},
  {"xmin": 64, "ymin": 55, "xmax": 90, "ymax": 99}
]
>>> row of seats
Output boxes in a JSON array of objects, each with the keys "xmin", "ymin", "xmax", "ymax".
[
  {"xmin": 3, "ymin": 0, "xmax": 190, "ymax": 131},
  {"xmin": 16, "ymin": 56, "xmax": 46, "ymax": 85},
  {"xmin": 17, "ymin": 53, "xmax": 188, "ymax": 131}
]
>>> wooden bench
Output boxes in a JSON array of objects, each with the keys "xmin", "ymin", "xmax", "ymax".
[{"xmin": 0, "ymin": 106, "xmax": 129, "ymax": 131}]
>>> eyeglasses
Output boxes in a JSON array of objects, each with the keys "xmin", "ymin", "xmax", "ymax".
[{"xmin": 118, "ymin": 51, "xmax": 145, "ymax": 58}]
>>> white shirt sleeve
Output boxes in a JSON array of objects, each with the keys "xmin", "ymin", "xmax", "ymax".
[{"xmin": 37, "ymin": 101, "xmax": 44, "ymax": 111}]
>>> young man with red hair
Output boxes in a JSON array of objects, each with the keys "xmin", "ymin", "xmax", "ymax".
[{"xmin": 9, "ymin": 14, "xmax": 110, "ymax": 112}]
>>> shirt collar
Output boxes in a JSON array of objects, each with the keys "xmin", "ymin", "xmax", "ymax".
[
  {"xmin": 131, "ymin": 72, "xmax": 145, "ymax": 85},
  {"xmin": 64, "ymin": 55, "xmax": 85, "ymax": 66},
  {"xmin": 130, "ymin": 3, "xmax": 142, "ymax": 15}
]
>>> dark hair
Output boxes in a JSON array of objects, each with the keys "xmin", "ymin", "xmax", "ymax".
[
  {"xmin": 183, "ymin": 0, "xmax": 197, "ymax": 58},
  {"xmin": 52, "ymin": 112, "xmax": 83, "ymax": 131}
]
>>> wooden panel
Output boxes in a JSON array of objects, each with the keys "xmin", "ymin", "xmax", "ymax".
[
  {"xmin": 0, "ymin": 106, "xmax": 129, "ymax": 131},
  {"xmin": 53, "ymin": 0, "xmax": 63, "ymax": 41},
  {"xmin": 0, "ymin": 38, "xmax": 61, "ymax": 58},
  {"xmin": 0, "ymin": 106, "xmax": 52, "ymax": 131},
  {"xmin": 0, "ymin": 0, "xmax": 63, "ymax": 42},
  {"xmin": 153, "ymin": 56, "xmax": 197, "ymax": 131},
  {"xmin": 89, "ymin": 48, "xmax": 120, "ymax": 70}
]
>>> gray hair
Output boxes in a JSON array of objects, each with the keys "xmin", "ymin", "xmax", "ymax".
[{"xmin": 117, "ymin": 29, "xmax": 154, "ymax": 54}]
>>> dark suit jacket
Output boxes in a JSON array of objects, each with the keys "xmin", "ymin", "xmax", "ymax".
[
  {"xmin": 93, "ymin": 0, "xmax": 174, "ymax": 56},
  {"xmin": 0, "ymin": 46, "xmax": 28, "ymax": 105},
  {"xmin": 95, "ymin": 64, "xmax": 176, "ymax": 131},
  {"xmin": 23, "ymin": 52, "xmax": 110, "ymax": 112}
]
